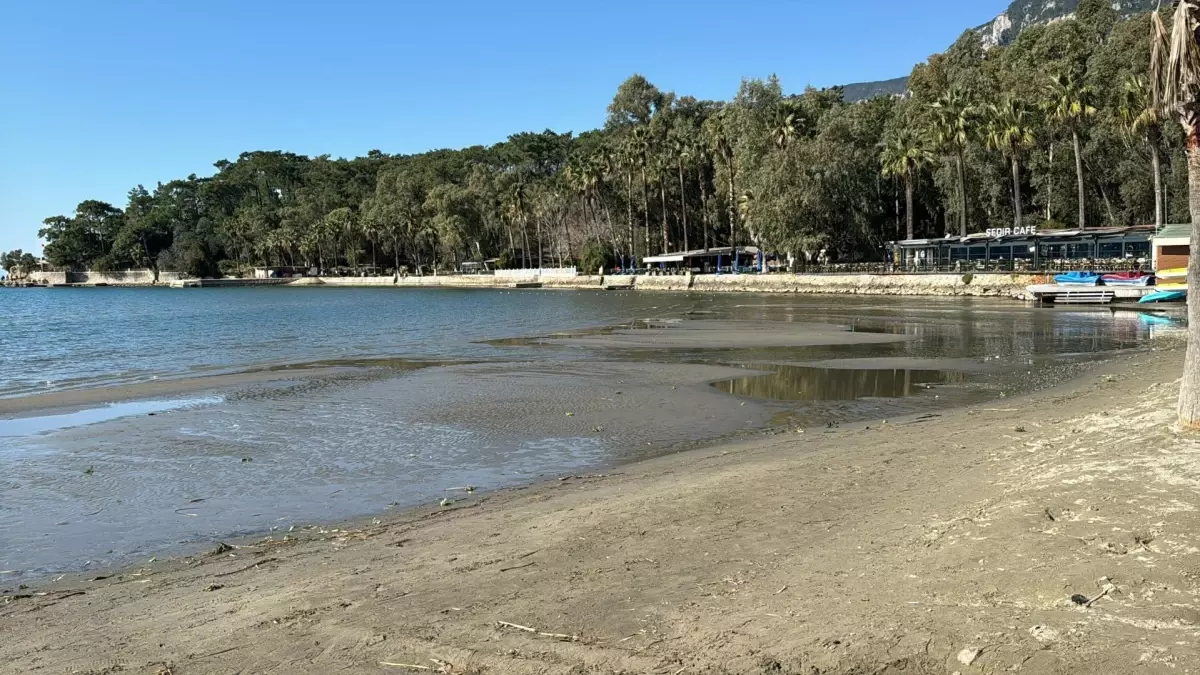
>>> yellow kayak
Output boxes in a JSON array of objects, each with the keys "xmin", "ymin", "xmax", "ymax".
[
  {"xmin": 1157, "ymin": 268, "xmax": 1188, "ymax": 280},
  {"xmin": 1158, "ymin": 282, "xmax": 1188, "ymax": 291}
]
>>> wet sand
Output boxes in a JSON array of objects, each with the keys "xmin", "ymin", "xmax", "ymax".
[{"xmin": 2, "ymin": 345, "xmax": 1195, "ymax": 674}]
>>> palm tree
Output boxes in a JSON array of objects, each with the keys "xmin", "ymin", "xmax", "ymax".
[
  {"xmin": 670, "ymin": 130, "xmax": 692, "ymax": 253},
  {"xmin": 630, "ymin": 126, "xmax": 653, "ymax": 255},
  {"xmin": 771, "ymin": 101, "xmax": 804, "ymax": 150},
  {"xmin": 508, "ymin": 181, "xmax": 533, "ymax": 269},
  {"xmin": 618, "ymin": 136, "xmax": 639, "ymax": 260},
  {"xmin": 1044, "ymin": 72, "xmax": 1097, "ymax": 228},
  {"xmin": 1151, "ymin": 2, "xmax": 1200, "ymax": 428},
  {"xmin": 879, "ymin": 128, "xmax": 933, "ymax": 241},
  {"xmin": 986, "ymin": 95, "xmax": 1038, "ymax": 229},
  {"xmin": 1121, "ymin": 75, "xmax": 1166, "ymax": 227},
  {"xmin": 929, "ymin": 87, "xmax": 974, "ymax": 237},
  {"xmin": 703, "ymin": 110, "xmax": 738, "ymax": 250}
]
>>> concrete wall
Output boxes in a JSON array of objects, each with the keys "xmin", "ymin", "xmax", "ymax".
[
  {"xmin": 33, "ymin": 268, "xmax": 1037, "ymax": 300},
  {"xmin": 297, "ymin": 272, "xmax": 1037, "ymax": 298},
  {"xmin": 687, "ymin": 273, "xmax": 1039, "ymax": 299},
  {"xmin": 495, "ymin": 267, "xmax": 577, "ymax": 279}
]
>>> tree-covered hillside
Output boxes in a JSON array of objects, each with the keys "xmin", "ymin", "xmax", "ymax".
[{"xmin": 20, "ymin": 0, "xmax": 1183, "ymax": 275}]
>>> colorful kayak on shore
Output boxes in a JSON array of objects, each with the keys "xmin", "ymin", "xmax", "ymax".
[
  {"xmin": 1055, "ymin": 272, "xmax": 1102, "ymax": 285},
  {"xmin": 1138, "ymin": 289, "xmax": 1187, "ymax": 304},
  {"xmin": 1102, "ymin": 271, "xmax": 1155, "ymax": 286},
  {"xmin": 1157, "ymin": 268, "xmax": 1187, "ymax": 280}
]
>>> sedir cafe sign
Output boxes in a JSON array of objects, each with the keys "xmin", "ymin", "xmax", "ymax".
[{"xmin": 985, "ymin": 225, "xmax": 1038, "ymax": 238}]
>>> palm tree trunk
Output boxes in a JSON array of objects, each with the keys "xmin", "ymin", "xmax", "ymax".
[
  {"xmin": 1047, "ymin": 143, "xmax": 1055, "ymax": 221},
  {"xmin": 726, "ymin": 160, "xmax": 737, "ymax": 250},
  {"xmin": 535, "ymin": 217, "xmax": 543, "ymax": 271},
  {"xmin": 625, "ymin": 173, "xmax": 635, "ymax": 260},
  {"xmin": 697, "ymin": 165, "xmax": 710, "ymax": 250},
  {"xmin": 678, "ymin": 159, "xmax": 689, "ymax": 253},
  {"xmin": 1073, "ymin": 130, "xmax": 1086, "ymax": 228},
  {"xmin": 1010, "ymin": 155, "xmax": 1023, "ymax": 229},
  {"xmin": 521, "ymin": 218, "xmax": 530, "ymax": 269},
  {"xmin": 956, "ymin": 148, "xmax": 967, "ymax": 237},
  {"xmin": 659, "ymin": 176, "xmax": 669, "ymax": 253},
  {"xmin": 640, "ymin": 167, "xmax": 650, "ymax": 256},
  {"xmin": 1179, "ymin": 133, "xmax": 1200, "ymax": 429},
  {"xmin": 1152, "ymin": 134, "xmax": 1165, "ymax": 227},
  {"xmin": 905, "ymin": 169, "xmax": 915, "ymax": 241}
]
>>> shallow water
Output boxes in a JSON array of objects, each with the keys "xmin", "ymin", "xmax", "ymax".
[{"xmin": 0, "ymin": 288, "xmax": 1182, "ymax": 577}]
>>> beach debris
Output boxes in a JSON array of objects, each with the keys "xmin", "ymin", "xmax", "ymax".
[
  {"xmin": 444, "ymin": 486, "xmax": 476, "ymax": 493},
  {"xmin": 203, "ymin": 583, "xmax": 224, "ymax": 592},
  {"xmin": 241, "ymin": 457, "xmax": 252, "ymax": 463},
  {"xmin": 499, "ymin": 561, "xmax": 536, "ymax": 572},
  {"xmin": 1029, "ymin": 625, "xmax": 1059, "ymax": 643},
  {"xmin": 496, "ymin": 620, "xmax": 579, "ymax": 641},
  {"xmin": 957, "ymin": 647, "xmax": 981, "ymax": 666},
  {"xmin": 592, "ymin": 426, "xmax": 604, "ymax": 433},
  {"xmin": 1015, "ymin": 426, "xmax": 1027, "ymax": 433},
  {"xmin": 83, "ymin": 466, "xmax": 95, "ymax": 476},
  {"xmin": 212, "ymin": 557, "xmax": 278, "ymax": 578},
  {"xmin": 439, "ymin": 498, "xmax": 453, "ymax": 507},
  {"xmin": 1070, "ymin": 594, "xmax": 1090, "ymax": 606},
  {"xmin": 565, "ymin": 412, "xmax": 574, "ymax": 417}
]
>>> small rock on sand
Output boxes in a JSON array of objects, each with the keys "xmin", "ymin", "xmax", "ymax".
[{"xmin": 958, "ymin": 647, "xmax": 981, "ymax": 666}]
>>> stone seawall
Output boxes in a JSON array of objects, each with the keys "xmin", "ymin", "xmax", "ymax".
[
  {"xmin": 28, "ymin": 270, "xmax": 180, "ymax": 286},
  {"xmin": 689, "ymin": 273, "xmax": 1041, "ymax": 299},
  {"xmin": 28, "ymin": 271, "xmax": 1040, "ymax": 299}
]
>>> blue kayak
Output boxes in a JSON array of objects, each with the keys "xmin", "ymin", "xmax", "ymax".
[
  {"xmin": 1139, "ymin": 290, "xmax": 1187, "ymax": 304},
  {"xmin": 1055, "ymin": 272, "xmax": 1101, "ymax": 285}
]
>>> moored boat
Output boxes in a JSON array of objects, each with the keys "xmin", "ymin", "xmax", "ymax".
[
  {"xmin": 1138, "ymin": 289, "xmax": 1187, "ymax": 304},
  {"xmin": 1102, "ymin": 271, "xmax": 1155, "ymax": 286},
  {"xmin": 1055, "ymin": 271, "xmax": 1102, "ymax": 285}
]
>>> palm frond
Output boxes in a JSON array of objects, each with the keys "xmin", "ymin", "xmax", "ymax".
[{"xmin": 1163, "ymin": 0, "xmax": 1200, "ymax": 111}]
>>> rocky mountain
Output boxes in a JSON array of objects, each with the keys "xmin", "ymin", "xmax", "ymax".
[{"xmin": 842, "ymin": 0, "xmax": 1160, "ymax": 101}]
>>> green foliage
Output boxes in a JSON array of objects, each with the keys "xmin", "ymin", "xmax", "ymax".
[
  {"xmin": 495, "ymin": 249, "xmax": 518, "ymax": 270},
  {"xmin": 27, "ymin": 8, "xmax": 1189, "ymax": 275},
  {"xmin": 578, "ymin": 244, "xmax": 616, "ymax": 274}
]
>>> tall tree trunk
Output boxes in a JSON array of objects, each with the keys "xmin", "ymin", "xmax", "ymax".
[
  {"xmin": 659, "ymin": 176, "xmax": 669, "ymax": 253},
  {"xmin": 1047, "ymin": 143, "xmax": 1054, "ymax": 221},
  {"xmin": 905, "ymin": 169, "xmax": 915, "ymax": 242},
  {"xmin": 625, "ymin": 173, "xmax": 635, "ymax": 260},
  {"xmin": 536, "ymin": 216, "xmax": 543, "ymax": 271},
  {"xmin": 1152, "ymin": 133, "xmax": 1165, "ymax": 227},
  {"xmin": 697, "ymin": 164, "xmax": 710, "ymax": 250},
  {"xmin": 678, "ymin": 159, "xmax": 689, "ymax": 253},
  {"xmin": 1010, "ymin": 155, "xmax": 1023, "ymax": 229},
  {"xmin": 956, "ymin": 148, "xmax": 967, "ymax": 237},
  {"xmin": 1179, "ymin": 135, "xmax": 1200, "ymax": 429},
  {"xmin": 521, "ymin": 218, "xmax": 530, "ymax": 270},
  {"xmin": 726, "ymin": 159, "xmax": 737, "ymax": 250},
  {"xmin": 640, "ymin": 167, "xmax": 651, "ymax": 257},
  {"xmin": 1073, "ymin": 130, "xmax": 1086, "ymax": 228}
]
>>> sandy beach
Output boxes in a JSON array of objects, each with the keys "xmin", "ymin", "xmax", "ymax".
[{"xmin": 2, "ymin": 341, "xmax": 1195, "ymax": 674}]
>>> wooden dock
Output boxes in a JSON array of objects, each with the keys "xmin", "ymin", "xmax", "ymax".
[{"xmin": 1027, "ymin": 284, "xmax": 1157, "ymax": 305}]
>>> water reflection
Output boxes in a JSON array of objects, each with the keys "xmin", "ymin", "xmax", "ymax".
[{"xmin": 713, "ymin": 365, "xmax": 966, "ymax": 401}]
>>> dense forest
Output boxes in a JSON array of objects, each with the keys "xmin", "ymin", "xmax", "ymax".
[{"xmin": 13, "ymin": 0, "xmax": 1188, "ymax": 276}]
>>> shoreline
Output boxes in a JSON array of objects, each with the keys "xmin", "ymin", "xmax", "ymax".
[
  {"xmin": 3, "ymin": 346, "xmax": 1193, "ymax": 674},
  {"xmin": 26, "ymin": 271, "xmax": 1044, "ymax": 299}
]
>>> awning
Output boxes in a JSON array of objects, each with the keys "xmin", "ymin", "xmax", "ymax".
[{"xmin": 643, "ymin": 254, "xmax": 687, "ymax": 264}]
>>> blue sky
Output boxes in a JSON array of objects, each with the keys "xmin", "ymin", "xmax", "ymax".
[{"xmin": 0, "ymin": 0, "xmax": 1000, "ymax": 253}]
